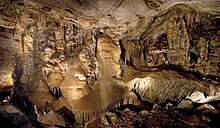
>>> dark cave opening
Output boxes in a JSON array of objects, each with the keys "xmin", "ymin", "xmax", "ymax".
[{"xmin": 189, "ymin": 51, "xmax": 198, "ymax": 63}]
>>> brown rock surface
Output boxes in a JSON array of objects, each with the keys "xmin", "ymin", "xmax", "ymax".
[
  {"xmin": 0, "ymin": 102, "xmax": 33, "ymax": 128},
  {"xmin": 85, "ymin": 107, "xmax": 191, "ymax": 128},
  {"xmin": 37, "ymin": 110, "xmax": 66, "ymax": 127}
]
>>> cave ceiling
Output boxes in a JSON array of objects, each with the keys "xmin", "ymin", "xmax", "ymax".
[{"xmin": 1, "ymin": 0, "xmax": 219, "ymax": 40}]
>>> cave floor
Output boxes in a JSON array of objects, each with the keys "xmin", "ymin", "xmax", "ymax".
[{"xmin": 0, "ymin": 96, "xmax": 219, "ymax": 128}]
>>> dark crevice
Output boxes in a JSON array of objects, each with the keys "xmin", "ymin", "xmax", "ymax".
[
  {"xmin": 189, "ymin": 51, "xmax": 198, "ymax": 63},
  {"xmin": 65, "ymin": 9, "xmax": 73, "ymax": 14},
  {"xmin": 119, "ymin": 40, "xmax": 126, "ymax": 63},
  {"xmin": 76, "ymin": 0, "xmax": 82, "ymax": 5},
  {"xmin": 49, "ymin": 87, "xmax": 62, "ymax": 98},
  {"xmin": 42, "ymin": 6, "xmax": 51, "ymax": 12},
  {"xmin": 9, "ymin": 96, "xmax": 44, "ymax": 127}
]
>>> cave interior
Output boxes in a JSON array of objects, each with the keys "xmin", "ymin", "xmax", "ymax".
[{"xmin": 0, "ymin": 0, "xmax": 220, "ymax": 127}]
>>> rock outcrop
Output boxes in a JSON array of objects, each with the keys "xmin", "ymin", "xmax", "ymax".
[{"xmin": 0, "ymin": 102, "xmax": 33, "ymax": 128}]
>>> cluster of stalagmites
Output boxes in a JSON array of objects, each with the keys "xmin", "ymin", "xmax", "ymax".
[
  {"xmin": 123, "ymin": 4, "xmax": 220, "ymax": 77},
  {"xmin": 0, "ymin": 1, "xmax": 219, "ymax": 127}
]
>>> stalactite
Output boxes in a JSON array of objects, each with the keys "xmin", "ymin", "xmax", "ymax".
[
  {"xmin": 21, "ymin": 33, "xmax": 25, "ymax": 53},
  {"xmin": 42, "ymin": 67, "xmax": 52, "ymax": 79}
]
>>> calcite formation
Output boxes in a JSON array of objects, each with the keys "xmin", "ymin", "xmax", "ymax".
[
  {"xmin": 125, "ymin": 69, "xmax": 203, "ymax": 104},
  {"xmin": 0, "ymin": 0, "xmax": 219, "ymax": 125},
  {"xmin": 0, "ymin": 26, "xmax": 18, "ymax": 93}
]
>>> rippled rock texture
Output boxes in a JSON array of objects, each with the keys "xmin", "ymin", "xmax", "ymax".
[{"xmin": 0, "ymin": 0, "xmax": 219, "ymax": 126}]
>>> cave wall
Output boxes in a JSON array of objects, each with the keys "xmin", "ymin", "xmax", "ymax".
[
  {"xmin": 122, "ymin": 4, "xmax": 220, "ymax": 77},
  {"xmin": 0, "ymin": 27, "xmax": 18, "ymax": 93}
]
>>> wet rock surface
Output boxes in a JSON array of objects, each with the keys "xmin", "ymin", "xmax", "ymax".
[{"xmin": 37, "ymin": 110, "xmax": 66, "ymax": 127}]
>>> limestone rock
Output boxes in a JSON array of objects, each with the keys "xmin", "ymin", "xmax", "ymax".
[
  {"xmin": 85, "ymin": 106, "xmax": 191, "ymax": 128},
  {"xmin": 37, "ymin": 110, "xmax": 66, "ymax": 127},
  {"xmin": 187, "ymin": 91, "xmax": 220, "ymax": 103},
  {"xmin": 97, "ymin": 36, "xmax": 121, "ymax": 78},
  {"xmin": 0, "ymin": 102, "xmax": 33, "ymax": 128},
  {"xmin": 101, "ymin": 116, "xmax": 109, "ymax": 126},
  {"xmin": 125, "ymin": 69, "xmax": 202, "ymax": 104},
  {"xmin": 105, "ymin": 111, "xmax": 118, "ymax": 124},
  {"xmin": 177, "ymin": 100, "xmax": 193, "ymax": 110},
  {"xmin": 71, "ymin": 78, "xmax": 138, "ymax": 123},
  {"xmin": 59, "ymin": 57, "xmax": 91, "ymax": 102},
  {"xmin": 196, "ymin": 104, "xmax": 216, "ymax": 111},
  {"xmin": 27, "ymin": 80, "xmax": 56, "ymax": 111},
  {"xmin": 0, "ymin": 27, "xmax": 19, "ymax": 93}
]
